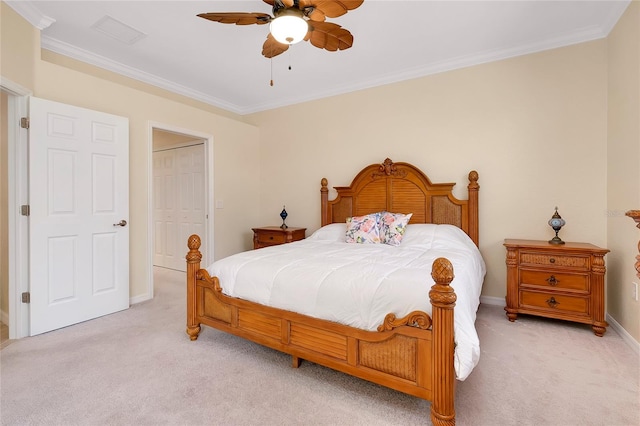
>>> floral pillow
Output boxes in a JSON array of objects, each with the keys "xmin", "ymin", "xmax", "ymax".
[
  {"xmin": 379, "ymin": 212, "xmax": 413, "ymax": 246},
  {"xmin": 345, "ymin": 213, "xmax": 381, "ymax": 244}
]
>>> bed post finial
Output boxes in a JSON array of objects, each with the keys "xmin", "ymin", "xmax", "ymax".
[
  {"xmin": 186, "ymin": 235, "xmax": 202, "ymax": 341},
  {"xmin": 321, "ymin": 178, "xmax": 329, "ymax": 227},
  {"xmin": 468, "ymin": 170, "xmax": 479, "ymax": 248},
  {"xmin": 187, "ymin": 234, "xmax": 201, "ymax": 254},
  {"xmin": 429, "ymin": 257, "xmax": 456, "ymax": 426}
]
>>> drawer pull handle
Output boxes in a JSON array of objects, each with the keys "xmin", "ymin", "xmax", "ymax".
[
  {"xmin": 546, "ymin": 275, "xmax": 559, "ymax": 286},
  {"xmin": 269, "ymin": 236, "xmax": 274, "ymax": 240},
  {"xmin": 546, "ymin": 297, "xmax": 560, "ymax": 308},
  {"xmin": 549, "ymin": 258, "xmax": 556, "ymax": 264}
]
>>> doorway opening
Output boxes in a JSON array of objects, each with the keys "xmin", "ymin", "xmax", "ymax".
[{"xmin": 147, "ymin": 123, "xmax": 213, "ymax": 301}]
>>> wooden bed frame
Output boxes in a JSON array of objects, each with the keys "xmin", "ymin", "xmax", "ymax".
[{"xmin": 186, "ymin": 158, "xmax": 479, "ymax": 425}]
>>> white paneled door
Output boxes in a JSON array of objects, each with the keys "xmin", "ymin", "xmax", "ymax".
[
  {"xmin": 153, "ymin": 144, "xmax": 205, "ymax": 271},
  {"xmin": 29, "ymin": 97, "xmax": 129, "ymax": 336}
]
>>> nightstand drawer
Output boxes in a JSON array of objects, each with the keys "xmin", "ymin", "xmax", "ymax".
[
  {"xmin": 520, "ymin": 270, "xmax": 589, "ymax": 293},
  {"xmin": 519, "ymin": 251, "xmax": 589, "ymax": 271},
  {"xmin": 256, "ymin": 231, "xmax": 287, "ymax": 245},
  {"xmin": 520, "ymin": 291, "xmax": 589, "ymax": 315}
]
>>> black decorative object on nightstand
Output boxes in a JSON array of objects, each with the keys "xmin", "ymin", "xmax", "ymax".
[{"xmin": 280, "ymin": 206, "xmax": 288, "ymax": 229}]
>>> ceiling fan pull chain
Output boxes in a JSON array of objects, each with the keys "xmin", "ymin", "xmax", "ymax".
[{"xmin": 270, "ymin": 51, "xmax": 274, "ymax": 86}]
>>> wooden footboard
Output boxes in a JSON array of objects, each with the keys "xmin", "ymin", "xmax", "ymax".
[{"xmin": 186, "ymin": 234, "xmax": 457, "ymax": 425}]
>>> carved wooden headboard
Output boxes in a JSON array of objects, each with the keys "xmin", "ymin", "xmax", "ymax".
[{"xmin": 320, "ymin": 158, "xmax": 480, "ymax": 246}]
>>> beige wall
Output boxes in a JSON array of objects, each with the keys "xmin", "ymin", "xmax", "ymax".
[
  {"xmin": 1, "ymin": 3, "xmax": 262, "ymax": 302},
  {"xmin": 1, "ymin": 91, "xmax": 8, "ymax": 318},
  {"xmin": 0, "ymin": 4, "xmax": 37, "ymax": 89},
  {"xmin": 152, "ymin": 129, "xmax": 202, "ymax": 150},
  {"xmin": 607, "ymin": 2, "xmax": 640, "ymax": 342},
  {"xmin": 247, "ymin": 40, "xmax": 609, "ymax": 312}
]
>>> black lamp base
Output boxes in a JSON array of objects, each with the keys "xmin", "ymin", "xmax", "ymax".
[{"xmin": 548, "ymin": 236, "xmax": 565, "ymax": 245}]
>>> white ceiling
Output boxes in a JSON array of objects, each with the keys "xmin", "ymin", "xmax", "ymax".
[{"xmin": 7, "ymin": 1, "xmax": 631, "ymax": 115}]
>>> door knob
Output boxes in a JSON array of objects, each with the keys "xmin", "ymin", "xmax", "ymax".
[{"xmin": 113, "ymin": 220, "xmax": 127, "ymax": 227}]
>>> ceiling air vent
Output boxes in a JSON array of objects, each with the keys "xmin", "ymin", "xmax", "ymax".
[{"xmin": 90, "ymin": 15, "xmax": 147, "ymax": 45}]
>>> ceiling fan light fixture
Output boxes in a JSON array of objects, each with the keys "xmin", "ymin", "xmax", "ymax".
[{"xmin": 270, "ymin": 10, "xmax": 308, "ymax": 45}]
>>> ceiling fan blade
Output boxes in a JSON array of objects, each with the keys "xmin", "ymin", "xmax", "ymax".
[
  {"xmin": 304, "ymin": 1, "xmax": 364, "ymax": 19},
  {"xmin": 197, "ymin": 12, "xmax": 272, "ymax": 26},
  {"xmin": 262, "ymin": 34, "xmax": 290, "ymax": 58},
  {"xmin": 307, "ymin": 21, "xmax": 354, "ymax": 52},
  {"xmin": 302, "ymin": 6, "xmax": 326, "ymax": 22}
]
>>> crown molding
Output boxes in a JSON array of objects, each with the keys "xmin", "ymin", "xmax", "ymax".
[
  {"xmin": 4, "ymin": 1, "xmax": 55, "ymax": 30},
  {"xmin": 40, "ymin": 36, "xmax": 243, "ymax": 115},
  {"xmin": 241, "ymin": 23, "xmax": 611, "ymax": 114}
]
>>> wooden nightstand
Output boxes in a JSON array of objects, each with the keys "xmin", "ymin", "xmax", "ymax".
[
  {"xmin": 252, "ymin": 226, "xmax": 306, "ymax": 249},
  {"xmin": 504, "ymin": 239, "xmax": 609, "ymax": 336}
]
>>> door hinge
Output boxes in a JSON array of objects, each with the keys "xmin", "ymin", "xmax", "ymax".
[
  {"xmin": 20, "ymin": 117, "xmax": 29, "ymax": 129},
  {"xmin": 21, "ymin": 292, "xmax": 30, "ymax": 303},
  {"xmin": 20, "ymin": 205, "xmax": 30, "ymax": 216}
]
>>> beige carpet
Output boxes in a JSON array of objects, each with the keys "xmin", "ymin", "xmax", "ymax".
[{"xmin": 1, "ymin": 267, "xmax": 638, "ymax": 426}]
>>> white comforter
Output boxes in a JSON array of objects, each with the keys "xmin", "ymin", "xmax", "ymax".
[{"xmin": 207, "ymin": 223, "xmax": 486, "ymax": 380}]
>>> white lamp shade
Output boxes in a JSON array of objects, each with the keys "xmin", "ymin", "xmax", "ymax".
[{"xmin": 270, "ymin": 15, "xmax": 308, "ymax": 45}]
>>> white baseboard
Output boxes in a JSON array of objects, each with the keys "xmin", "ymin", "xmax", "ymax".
[
  {"xmin": 607, "ymin": 313, "xmax": 640, "ymax": 355},
  {"xmin": 130, "ymin": 294, "xmax": 152, "ymax": 305},
  {"xmin": 480, "ymin": 295, "xmax": 504, "ymax": 306}
]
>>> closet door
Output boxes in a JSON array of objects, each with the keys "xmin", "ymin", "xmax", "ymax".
[
  {"xmin": 153, "ymin": 150, "xmax": 178, "ymax": 269},
  {"xmin": 176, "ymin": 144, "xmax": 206, "ymax": 268},
  {"xmin": 153, "ymin": 144, "xmax": 205, "ymax": 271}
]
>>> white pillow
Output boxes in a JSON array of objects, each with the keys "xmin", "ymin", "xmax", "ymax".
[
  {"xmin": 308, "ymin": 223, "xmax": 347, "ymax": 242},
  {"xmin": 398, "ymin": 224, "xmax": 439, "ymax": 246}
]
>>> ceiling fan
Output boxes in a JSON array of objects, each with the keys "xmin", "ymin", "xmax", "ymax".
[{"xmin": 197, "ymin": 0, "xmax": 364, "ymax": 59}]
